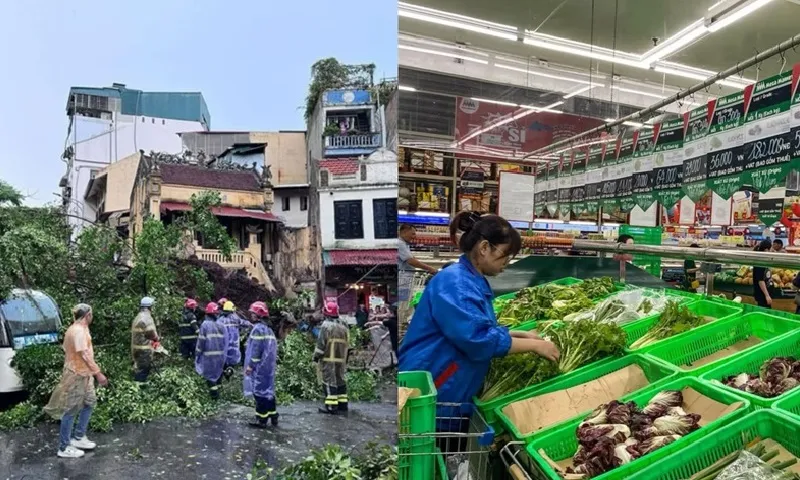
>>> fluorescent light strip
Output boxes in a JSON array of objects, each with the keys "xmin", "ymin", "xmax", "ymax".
[
  {"xmin": 522, "ymin": 38, "xmax": 645, "ymax": 68},
  {"xmin": 399, "ymin": 85, "xmax": 416, "ymax": 92},
  {"xmin": 655, "ymin": 65, "xmax": 751, "ymax": 89},
  {"xmin": 472, "ymin": 97, "xmax": 518, "ymax": 107},
  {"xmin": 399, "ymin": 34, "xmax": 490, "ymax": 57},
  {"xmin": 641, "ymin": 21, "xmax": 708, "ymax": 65},
  {"xmin": 398, "ymin": 4, "xmax": 518, "ymax": 41},
  {"xmin": 399, "ymin": 44, "xmax": 489, "ymax": 64},
  {"xmin": 563, "ymin": 85, "xmax": 599, "ymax": 99},
  {"xmin": 708, "ymin": 0, "xmax": 774, "ymax": 32}
]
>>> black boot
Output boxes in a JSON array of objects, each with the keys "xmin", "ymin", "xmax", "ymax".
[
  {"xmin": 248, "ymin": 417, "xmax": 268, "ymax": 429},
  {"xmin": 270, "ymin": 413, "xmax": 279, "ymax": 426},
  {"xmin": 318, "ymin": 405, "xmax": 338, "ymax": 415}
]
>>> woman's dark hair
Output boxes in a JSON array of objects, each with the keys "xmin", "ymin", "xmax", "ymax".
[
  {"xmin": 618, "ymin": 234, "xmax": 635, "ymax": 243},
  {"xmin": 690, "ymin": 243, "xmax": 700, "ymax": 248},
  {"xmin": 755, "ymin": 239, "xmax": 773, "ymax": 252},
  {"xmin": 774, "ymin": 239, "xmax": 784, "ymax": 248},
  {"xmin": 450, "ymin": 211, "xmax": 522, "ymax": 258}
]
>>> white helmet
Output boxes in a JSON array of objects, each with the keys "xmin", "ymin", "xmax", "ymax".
[{"xmin": 140, "ymin": 297, "xmax": 155, "ymax": 308}]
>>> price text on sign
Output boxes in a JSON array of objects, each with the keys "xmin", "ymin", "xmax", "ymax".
[
  {"xmin": 743, "ymin": 134, "xmax": 792, "ymax": 170},
  {"xmin": 683, "ymin": 156, "xmax": 706, "ymax": 183}
]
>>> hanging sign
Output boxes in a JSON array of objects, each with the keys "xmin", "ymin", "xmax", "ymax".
[
  {"xmin": 460, "ymin": 167, "xmax": 486, "ymax": 200},
  {"xmin": 743, "ymin": 70, "xmax": 794, "ymax": 193},
  {"xmin": 557, "ymin": 154, "xmax": 573, "ymax": 217},
  {"xmin": 653, "ymin": 118, "xmax": 685, "ymax": 207},
  {"xmin": 545, "ymin": 160, "xmax": 559, "ymax": 216},
  {"xmin": 757, "ymin": 197, "xmax": 784, "ymax": 226},
  {"xmin": 682, "ymin": 103, "xmax": 714, "ymax": 202},
  {"xmin": 534, "ymin": 164, "xmax": 548, "ymax": 214},
  {"xmin": 791, "ymin": 64, "xmax": 800, "ymax": 170},
  {"xmin": 632, "ymin": 126, "xmax": 659, "ymax": 210},
  {"xmin": 616, "ymin": 134, "xmax": 636, "ymax": 213},
  {"xmin": 585, "ymin": 144, "xmax": 605, "ymax": 214},
  {"xmin": 706, "ymin": 90, "xmax": 747, "ymax": 199},
  {"xmin": 571, "ymin": 149, "xmax": 588, "ymax": 215}
]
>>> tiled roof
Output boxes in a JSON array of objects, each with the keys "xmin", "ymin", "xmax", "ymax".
[
  {"xmin": 319, "ymin": 158, "xmax": 359, "ymax": 176},
  {"xmin": 160, "ymin": 202, "xmax": 280, "ymax": 222},
  {"xmin": 159, "ymin": 163, "xmax": 262, "ymax": 192},
  {"xmin": 323, "ymin": 249, "xmax": 397, "ymax": 266}
]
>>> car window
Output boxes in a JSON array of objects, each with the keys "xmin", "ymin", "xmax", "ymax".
[{"xmin": 0, "ymin": 291, "xmax": 61, "ymax": 339}]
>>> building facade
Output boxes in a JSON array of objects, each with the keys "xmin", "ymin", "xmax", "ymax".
[
  {"xmin": 308, "ymin": 87, "xmax": 399, "ymax": 313},
  {"xmin": 61, "ymin": 83, "xmax": 210, "ymax": 233}
]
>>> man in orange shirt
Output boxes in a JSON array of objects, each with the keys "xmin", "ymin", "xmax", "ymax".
[{"xmin": 43, "ymin": 303, "xmax": 108, "ymax": 458}]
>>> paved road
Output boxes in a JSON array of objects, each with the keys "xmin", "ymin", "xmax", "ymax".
[{"xmin": 0, "ymin": 400, "xmax": 396, "ymax": 479}]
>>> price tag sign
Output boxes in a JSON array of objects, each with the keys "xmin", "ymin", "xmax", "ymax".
[{"xmin": 707, "ymin": 91, "xmax": 747, "ymax": 199}]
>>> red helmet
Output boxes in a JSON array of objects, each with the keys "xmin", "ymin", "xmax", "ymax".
[
  {"xmin": 217, "ymin": 297, "xmax": 228, "ymax": 306},
  {"xmin": 248, "ymin": 301, "xmax": 269, "ymax": 317},
  {"xmin": 205, "ymin": 302, "xmax": 220, "ymax": 314},
  {"xmin": 185, "ymin": 298, "xmax": 198, "ymax": 309},
  {"xmin": 323, "ymin": 301, "xmax": 340, "ymax": 318}
]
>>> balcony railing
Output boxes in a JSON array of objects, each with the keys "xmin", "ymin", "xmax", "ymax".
[{"xmin": 324, "ymin": 133, "xmax": 381, "ymax": 150}]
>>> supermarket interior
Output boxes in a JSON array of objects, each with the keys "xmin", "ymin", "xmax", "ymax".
[{"xmin": 396, "ymin": 1, "xmax": 800, "ymax": 480}]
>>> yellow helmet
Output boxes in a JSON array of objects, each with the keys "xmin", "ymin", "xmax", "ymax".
[{"xmin": 223, "ymin": 301, "xmax": 235, "ymax": 312}]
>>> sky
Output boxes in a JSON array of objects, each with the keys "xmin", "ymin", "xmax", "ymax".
[{"xmin": 0, "ymin": 1, "xmax": 397, "ymax": 206}]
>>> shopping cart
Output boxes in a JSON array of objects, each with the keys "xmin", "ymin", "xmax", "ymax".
[
  {"xmin": 398, "ymin": 402, "xmax": 495, "ymax": 480},
  {"xmin": 499, "ymin": 441, "xmax": 543, "ymax": 480},
  {"xmin": 399, "ymin": 271, "xmax": 431, "ymax": 339}
]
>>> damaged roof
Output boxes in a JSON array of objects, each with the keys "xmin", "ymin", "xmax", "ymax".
[{"xmin": 159, "ymin": 163, "xmax": 262, "ymax": 192}]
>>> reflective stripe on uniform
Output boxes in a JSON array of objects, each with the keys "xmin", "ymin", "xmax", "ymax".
[
  {"xmin": 206, "ymin": 333, "xmax": 225, "ymax": 339},
  {"xmin": 210, "ymin": 385, "xmax": 220, "ymax": 391},
  {"xmin": 204, "ymin": 351, "xmax": 224, "ymax": 356},
  {"xmin": 338, "ymin": 395, "xmax": 348, "ymax": 402},
  {"xmin": 250, "ymin": 335, "xmax": 266, "ymax": 340},
  {"xmin": 132, "ymin": 345, "xmax": 153, "ymax": 350},
  {"xmin": 325, "ymin": 396, "xmax": 338, "ymax": 406},
  {"xmin": 178, "ymin": 323, "xmax": 193, "ymax": 327},
  {"xmin": 180, "ymin": 335, "xmax": 198, "ymax": 340},
  {"xmin": 256, "ymin": 411, "xmax": 277, "ymax": 418},
  {"xmin": 251, "ymin": 358, "xmax": 261, "ymax": 363}
]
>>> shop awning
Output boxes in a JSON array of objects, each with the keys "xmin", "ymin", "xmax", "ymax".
[
  {"xmin": 160, "ymin": 202, "xmax": 281, "ymax": 222},
  {"xmin": 323, "ymin": 249, "xmax": 397, "ymax": 267}
]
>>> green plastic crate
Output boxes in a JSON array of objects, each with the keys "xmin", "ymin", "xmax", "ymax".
[
  {"xmin": 634, "ymin": 410, "xmax": 800, "ymax": 480},
  {"xmin": 435, "ymin": 449, "xmax": 448, "ymax": 480},
  {"xmin": 701, "ymin": 330, "xmax": 800, "ymax": 409},
  {"xmin": 492, "ymin": 354, "xmax": 680, "ymax": 443},
  {"xmin": 624, "ymin": 299, "xmax": 743, "ymax": 352},
  {"xmin": 637, "ymin": 312, "xmax": 800, "ymax": 376},
  {"xmin": 663, "ymin": 288, "xmax": 702, "ymax": 301},
  {"xmin": 398, "ymin": 371, "xmax": 437, "ymax": 480},
  {"xmin": 773, "ymin": 381, "xmax": 800, "ymax": 419},
  {"xmin": 526, "ymin": 377, "xmax": 749, "ymax": 480}
]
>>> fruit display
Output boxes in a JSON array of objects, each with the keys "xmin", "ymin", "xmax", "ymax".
[{"xmin": 718, "ymin": 266, "xmax": 798, "ymax": 289}]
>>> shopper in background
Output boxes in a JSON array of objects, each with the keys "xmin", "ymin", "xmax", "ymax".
[
  {"xmin": 399, "ymin": 212, "xmax": 560, "ymax": 432},
  {"xmin": 398, "ymin": 224, "xmax": 438, "ymax": 329},
  {"xmin": 773, "ymin": 239, "xmax": 785, "ymax": 253},
  {"xmin": 753, "ymin": 239, "xmax": 773, "ymax": 309},
  {"xmin": 613, "ymin": 234, "xmax": 635, "ymax": 262},
  {"xmin": 683, "ymin": 244, "xmax": 702, "ymax": 292},
  {"xmin": 44, "ymin": 303, "xmax": 107, "ymax": 458},
  {"xmin": 793, "ymin": 271, "xmax": 800, "ymax": 314}
]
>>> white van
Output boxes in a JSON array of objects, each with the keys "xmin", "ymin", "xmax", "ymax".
[{"xmin": 0, "ymin": 289, "xmax": 62, "ymax": 393}]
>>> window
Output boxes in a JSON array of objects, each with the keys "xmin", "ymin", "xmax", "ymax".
[
  {"xmin": 282, "ymin": 196, "xmax": 291, "ymax": 211},
  {"xmin": 360, "ymin": 164, "xmax": 367, "ymax": 181},
  {"xmin": 373, "ymin": 198, "xmax": 398, "ymax": 239},
  {"xmin": 320, "ymin": 170, "xmax": 329, "ymax": 187},
  {"xmin": 0, "ymin": 290, "xmax": 62, "ymax": 346},
  {"xmin": 333, "ymin": 200, "xmax": 364, "ymax": 239},
  {"xmin": 300, "ymin": 196, "xmax": 308, "ymax": 211}
]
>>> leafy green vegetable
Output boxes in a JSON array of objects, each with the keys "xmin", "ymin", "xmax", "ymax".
[
  {"xmin": 629, "ymin": 300, "xmax": 703, "ymax": 350},
  {"xmin": 495, "ymin": 279, "xmax": 615, "ymax": 327},
  {"xmin": 578, "ymin": 277, "xmax": 616, "ymax": 299}
]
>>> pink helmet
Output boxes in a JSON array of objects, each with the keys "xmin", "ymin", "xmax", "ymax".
[
  {"xmin": 185, "ymin": 298, "xmax": 198, "ymax": 309},
  {"xmin": 205, "ymin": 302, "xmax": 220, "ymax": 314},
  {"xmin": 323, "ymin": 301, "xmax": 340, "ymax": 318},
  {"xmin": 248, "ymin": 301, "xmax": 270, "ymax": 317}
]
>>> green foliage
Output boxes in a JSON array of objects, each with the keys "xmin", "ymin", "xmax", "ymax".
[
  {"xmin": 270, "ymin": 291, "xmax": 312, "ymax": 320},
  {"xmin": 179, "ymin": 191, "xmax": 236, "ymax": 260},
  {"xmin": 305, "ymin": 58, "xmax": 375, "ymax": 121},
  {"xmin": 264, "ymin": 443, "xmax": 397, "ymax": 480},
  {"xmin": 0, "ymin": 179, "xmax": 23, "ymax": 206},
  {"xmin": 370, "ymin": 80, "xmax": 397, "ymax": 107},
  {"xmin": 0, "ymin": 401, "xmax": 42, "ymax": 430}
]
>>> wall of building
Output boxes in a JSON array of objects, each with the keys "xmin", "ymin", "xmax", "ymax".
[
  {"xmin": 273, "ymin": 189, "xmax": 309, "ymax": 228},
  {"xmin": 273, "ymin": 227, "xmax": 320, "ymax": 294},
  {"xmin": 249, "ymin": 132, "xmax": 308, "ymax": 187},
  {"xmin": 160, "ymin": 184, "xmax": 265, "ymax": 209},
  {"xmin": 319, "ymin": 186, "xmax": 399, "ymax": 250},
  {"xmin": 103, "ymin": 153, "xmax": 141, "ymax": 213}
]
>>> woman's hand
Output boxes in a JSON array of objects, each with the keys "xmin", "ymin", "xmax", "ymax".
[
  {"xmin": 767, "ymin": 296, "xmax": 773, "ymax": 307},
  {"xmin": 533, "ymin": 340, "xmax": 560, "ymax": 362},
  {"xmin": 510, "ymin": 330, "xmax": 542, "ymax": 340}
]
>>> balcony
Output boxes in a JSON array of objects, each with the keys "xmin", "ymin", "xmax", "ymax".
[{"xmin": 324, "ymin": 133, "xmax": 381, "ymax": 156}]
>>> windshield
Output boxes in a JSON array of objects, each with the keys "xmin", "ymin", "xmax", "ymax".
[{"xmin": 0, "ymin": 290, "xmax": 62, "ymax": 341}]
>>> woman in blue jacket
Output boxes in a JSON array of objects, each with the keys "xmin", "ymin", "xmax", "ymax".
[{"xmin": 399, "ymin": 212, "xmax": 560, "ymax": 429}]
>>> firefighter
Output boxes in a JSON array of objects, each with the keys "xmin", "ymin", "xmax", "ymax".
[
  {"xmin": 243, "ymin": 301, "xmax": 278, "ymax": 428},
  {"xmin": 196, "ymin": 302, "xmax": 229, "ymax": 399},
  {"xmin": 219, "ymin": 301, "xmax": 251, "ymax": 380},
  {"xmin": 131, "ymin": 297, "xmax": 160, "ymax": 383},
  {"xmin": 314, "ymin": 301, "xmax": 350, "ymax": 415},
  {"xmin": 179, "ymin": 298, "xmax": 200, "ymax": 359}
]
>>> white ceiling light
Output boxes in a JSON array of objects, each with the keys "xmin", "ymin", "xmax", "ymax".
[
  {"xmin": 398, "ymin": 2, "xmax": 518, "ymax": 41},
  {"xmin": 611, "ymin": 85, "xmax": 666, "ymax": 99},
  {"xmin": 654, "ymin": 65, "xmax": 749, "ymax": 89},
  {"xmin": 707, "ymin": 0, "xmax": 775, "ymax": 32},
  {"xmin": 399, "ymin": 44, "xmax": 489, "ymax": 64},
  {"xmin": 640, "ymin": 21, "xmax": 709, "ymax": 65},
  {"xmin": 563, "ymin": 85, "xmax": 598, "ymax": 99},
  {"xmin": 605, "ymin": 118, "xmax": 654, "ymax": 129},
  {"xmin": 472, "ymin": 97, "xmax": 518, "ymax": 107},
  {"xmin": 522, "ymin": 37, "xmax": 646, "ymax": 68},
  {"xmin": 496, "ymin": 64, "xmax": 599, "ymax": 85},
  {"xmin": 399, "ymin": 85, "xmax": 417, "ymax": 92}
]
